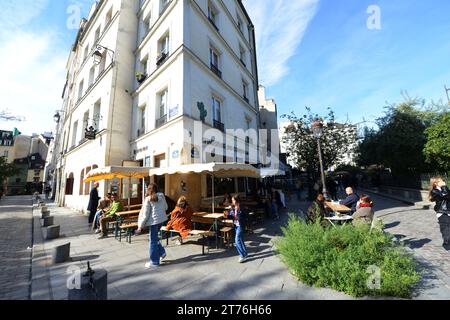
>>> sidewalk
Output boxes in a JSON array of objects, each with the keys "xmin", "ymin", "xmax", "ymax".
[{"xmin": 31, "ymin": 201, "xmax": 353, "ymax": 300}]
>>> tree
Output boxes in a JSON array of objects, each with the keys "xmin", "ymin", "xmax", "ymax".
[
  {"xmin": 282, "ymin": 107, "xmax": 356, "ymax": 177},
  {"xmin": 0, "ymin": 157, "xmax": 20, "ymax": 196},
  {"xmin": 424, "ymin": 112, "xmax": 450, "ymax": 172},
  {"xmin": 357, "ymin": 97, "xmax": 440, "ymax": 175}
]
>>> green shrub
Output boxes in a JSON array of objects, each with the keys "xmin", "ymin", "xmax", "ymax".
[{"xmin": 276, "ymin": 214, "xmax": 421, "ymax": 298}]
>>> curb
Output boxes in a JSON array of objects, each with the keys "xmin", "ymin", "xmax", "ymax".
[{"xmin": 30, "ymin": 203, "xmax": 54, "ymax": 300}]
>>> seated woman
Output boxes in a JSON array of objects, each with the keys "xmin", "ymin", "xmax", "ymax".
[
  {"xmin": 352, "ymin": 194, "xmax": 375, "ymax": 226},
  {"xmin": 307, "ymin": 194, "xmax": 328, "ymax": 225},
  {"xmin": 221, "ymin": 193, "xmax": 232, "ymax": 207},
  {"xmin": 165, "ymin": 196, "xmax": 194, "ymax": 245}
]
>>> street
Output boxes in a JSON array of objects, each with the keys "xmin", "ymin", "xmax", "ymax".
[
  {"xmin": 0, "ymin": 196, "xmax": 33, "ymax": 300},
  {"xmin": 0, "ymin": 193, "xmax": 449, "ymax": 300}
]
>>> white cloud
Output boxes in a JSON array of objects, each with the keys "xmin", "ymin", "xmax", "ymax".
[
  {"xmin": 243, "ymin": 0, "xmax": 320, "ymax": 86},
  {"xmin": 0, "ymin": 1, "xmax": 67, "ymax": 136}
]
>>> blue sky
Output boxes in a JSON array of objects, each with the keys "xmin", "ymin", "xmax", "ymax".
[{"xmin": 1, "ymin": 0, "xmax": 449, "ymax": 135}]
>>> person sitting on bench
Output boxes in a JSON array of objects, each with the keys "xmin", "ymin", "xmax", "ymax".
[
  {"xmin": 165, "ymin": 196, "xmax": 194, "ymax": 246},
  {"xmin": 98, "ymin": 193, "xmax": 124, "ymax": 239}
]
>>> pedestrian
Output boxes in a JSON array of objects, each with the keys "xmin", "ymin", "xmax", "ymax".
[
  {"xmin": 87, "ymin": 182, "xmax": 101, "ymax": 225},
  {"xmin": 136, "ymin": 183, "xmax": 168, "ymax": 269},
  {"xmin": 224, "ymin": 195, "xmax": 249, "ymax": 263},
  {"xmin": 270, "ymin": 188, "xmax": 280, "ymax": 220},
  {"xmin": 429, "ymin": 177, "xmax": 450, "ymax": 250},
  {"xmin": 165, "ymin": 196, "xmax": 194, "ymax": 246},
  {"xmin": 44, "ymin": 184, "xmax": 51, "ymax": 200}
]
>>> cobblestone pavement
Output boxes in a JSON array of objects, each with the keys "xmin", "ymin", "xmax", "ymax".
[
  {"xmin": 33, "ymin": 202, "xmax": 353, "ymax": 300},
  {"xmin": 0, "ymin": 196, "xmax": 33, "ymax": 300},
  {"xmin": 365, "ymin": 193, "xmax": 450, "ymax": 299}
]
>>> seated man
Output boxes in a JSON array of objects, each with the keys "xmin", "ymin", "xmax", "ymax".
[
  {"xmin": 352, "ymin": 195, "xmax": 375, "ymax": 226},
  {"xmin": 98, "ymin": 193, "xmax": 124, "ymax": 239},
  {"xmin": 307, "ymin": 194, "xmax": 329, "ymax": 226},
  {"xmin": 92, "ymin": 193, "xmax": 112, "ymax": 233},
  {"xmin": 340, "ymin": 187, "xmax": 359, "ymax": 213}
]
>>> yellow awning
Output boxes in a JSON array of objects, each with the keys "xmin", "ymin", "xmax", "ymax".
[{"xmin": 84, "ymin": 166, "xmax": 150, "ymax": 183}]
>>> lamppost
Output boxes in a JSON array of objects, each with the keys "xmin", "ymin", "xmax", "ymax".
[
  {"xmin": 312, "ymin": 120, "xmax": 329, "ymax": 200},
  {"xmin": 92, "ymin": 45, "xmax": 115, "ymax": 66}
]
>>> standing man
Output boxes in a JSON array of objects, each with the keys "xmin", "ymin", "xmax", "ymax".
[{"xmin": 87, "ymin": 182, "xmax": 101, "ymax": 225}]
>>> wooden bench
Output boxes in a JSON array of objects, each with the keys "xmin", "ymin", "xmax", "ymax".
[
  {"xmin": 119, "ymin": 222, "xmax": 139, "ymax": 244},
  {"xmin": 220, "ymin": 227, "xmax": 234, "ymax": 248},
  {"xmin": 160, "ymin": 226, "xmax": 216, "ymax": 255}
]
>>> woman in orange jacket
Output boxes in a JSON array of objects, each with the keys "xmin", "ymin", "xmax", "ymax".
[{"xmin": 166, "ymin": 196, "xmax": 194, "ymax": 245}]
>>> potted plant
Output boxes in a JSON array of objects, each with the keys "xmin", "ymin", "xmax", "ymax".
[{"xmin": 136, "ymin": 72, "xmax": 147, "ymax": 84}]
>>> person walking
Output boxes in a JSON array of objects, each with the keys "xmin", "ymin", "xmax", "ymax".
[
  {"xmin": 136, "ymin": 184, "xmax": 169, "ymax": 269},
  {"xmin": 429, "ymin": 177, "xmax": 450, "ymax": 250},
  {"xmin": 87, "ymin": 182, "xmax": 101, "ymax": 225},
  {"xmin": 224, "ymin": 195, "xmax": 249, "ymax": 263},
  {"xmin": 44, "ymin": 184, "xmax": 52, "ymax": 200}
]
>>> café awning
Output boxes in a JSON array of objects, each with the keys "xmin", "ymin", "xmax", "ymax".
[
  {"xmin": 149, "ymin": 162, "xmax": 261, "ymax": 178},
  {"xmin": 83, "ymin": 166, "xmax": 150, "ymax": 183}
]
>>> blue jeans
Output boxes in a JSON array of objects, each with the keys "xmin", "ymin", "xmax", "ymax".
[
  {"xmin": 93, "ymin": 210, "xmax": 103, "ymax": 228},
  {"xmin": 235, "ymin": 226, "xmax": 248, "ymax": 258},
  {"xmin": 149, "ymin": 223, "xmax": 166, "ymax": 266}
]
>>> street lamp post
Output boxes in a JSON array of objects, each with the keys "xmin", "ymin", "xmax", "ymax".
[
  {"xmin": 92, "ymin": 45, "xmax": 115, "ymax": 66},
  {"xmin": 312, "ymin": 120, "xmax": 329, "ymax": 200}
]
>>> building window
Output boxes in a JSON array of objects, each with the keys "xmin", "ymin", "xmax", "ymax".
[
  {"xmin": 71, "ymin": 121, "xmax": 78, "ymax": 147},
  {"xmin": 142, "ymin": 12, "xmax": 151, "ymax": 40},
  {"xmin": 94, "ymin": 26, "xmax": 101, "ymax": 44},
  {"xmin": 84, "ymin": 167, "xmax": 91, "ymax": 196},
  {"xmin": 208, "ymin": 1, "xmax": 219, "ymax": 31},
  {"xmin": 83, "ymin": 111, "xmax": 90, "ymax": 132},
  {"xmin": 239, "ymin": 45, "xmax": 246, "ymax": 66},
  {"xmin": 83, "ymin": 44, "xmax": 89, "ymax": 62},
  {"xmin": 157, "ymin": 33, "xmax": 170, "ymax": 67},
  {"xmin": 160, "ymin": 0, "xmax": 170, "ymax": 15},
  {"xmin": 93, "ymin": 100, "xmax": 102, "ymax": 131},
  {"xmin": 105, "ymin": 7, "xmax": 113, "ymax": 27},
  {"xmin": 242, "ymin": 80, "xmax": 249, "ymax": 103},
  {"xmin": 79, "ymin": 169, "xmax": 85, "ymax": 195},
  {"xmin": 237, "ymin": 15, "xmax": 244, "ymax": 34},
  {"xmin": 138, "ymin": 104, "xmax": 146, "ymax": 136},
  {"xmin": 88, "ymin": 66, "xmax": 95, "ymax": 87},
  {"xmin": 78, "ymin": 80, "xmax": 84, "ymax": 100},
  {"xmin": 209, "ymin": 47, "xmax": 222, "ymax": 78},
  {"xmin": 212, "ymin": 96, "xmax": 224, "ymax": 131},
  {"xmin": 66, "ymin": 173, "xmax": 74, "ymax": 195},
  {"xmin": 156, "ymin": 89, "xmax": 168, "ymax": 128}
]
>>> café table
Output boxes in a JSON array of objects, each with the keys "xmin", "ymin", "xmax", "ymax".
[
  {"xmin": 325, "ymin": 214, "xmax": 353, "ymax": 227},
  {"xmin": 325, "ymin": 201, "xmax": 352, "ymax": 213}
]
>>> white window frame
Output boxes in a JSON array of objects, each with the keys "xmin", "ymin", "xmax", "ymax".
[{"xmin": 212, "ymin": 96, "xmax": 221, "ymax": 123}]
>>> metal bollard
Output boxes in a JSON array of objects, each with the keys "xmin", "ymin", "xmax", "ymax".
[{"xmin": 68, "ymin": 262, "xmax": 107, "ymax": 300}]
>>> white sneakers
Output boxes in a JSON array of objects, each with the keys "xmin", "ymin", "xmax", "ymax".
[
  {"xmin": 145, "ymin": 262, "xmax": 159, "ymax": 269},
  {"xmin": 239, "ymin": 256, "xmax": 249, "ymax": 263}
]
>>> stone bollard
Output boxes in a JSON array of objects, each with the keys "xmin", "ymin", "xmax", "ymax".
[
  {"xmin": 41, "ymin": 206, "xmax": 49, "ymax": 213},
  {"xmin": 45, "ymin": 225, "xmax": 60, "ymax": 240},
  {"xmin": 41, "ymin": 216, "xmax": 54, "ymax": 227},
  {"xmin": 52, "ymin": 243, "xmax": 70, "ymax": 264},
  {"xmin": 68, "ymin": 263, "xmax": 108, "ymax": 300},
  {"xmin": 41, "ymin": 211, "xmax": 51, "ymax": 219}
]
